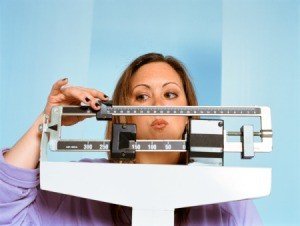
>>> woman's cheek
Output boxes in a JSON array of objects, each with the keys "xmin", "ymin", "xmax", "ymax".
[
  {"xmin": 172, "ymin": 117, "xmax": 187, "ymax": 137},
  {"xmin": 134, "ymin": 117, "xmax": 149, "ymax": 138}
]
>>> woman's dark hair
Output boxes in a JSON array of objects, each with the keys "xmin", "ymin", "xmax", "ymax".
[{"xmin": 106, "ymin": 53, "xmax": 198, "ymax": 225}]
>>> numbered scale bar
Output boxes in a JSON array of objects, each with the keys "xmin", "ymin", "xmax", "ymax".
[
  {"xmin": 108, "ymin": 106, "xmax": 261, "ymax": 116},
  {"xmin": 62, "ymin": 106, "xmax": 262, "ymax": 117},
  {"xmin": 56, "ymin": 140, "xmax": 186, "ymax": 152}
]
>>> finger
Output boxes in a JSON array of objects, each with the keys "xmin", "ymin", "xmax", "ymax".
[
  {"xmin": 82, "ymin": 88, "xmax": 109, "ymax": 101},
  {"xmin": 80, "ymin": 92, "xmax": 101, "ymax": 110},
  {"xmin": 50, "ymin": 78, "xmax": 69, "ymax": 96},
  {"xmin": 89, "ymin": 98, "xmax": 101, "ymax": 110},
  {"xmin": 78, "ymin": 88, "xmax": 109, "ymax": 110},
  {"xmin": 63, "ymin": 87, "xmax": 99, "ymax": 108}
]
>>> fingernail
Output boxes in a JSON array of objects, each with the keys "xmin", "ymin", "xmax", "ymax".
[
  {"xmin": 95, "ymin": 102, "xmax": 100, "ymax": 107},
  {"xmin": 104, "ymin": 94, "xmax": 109, "ymax": 98},
  {"xmin": 85, "ymin": 97, "xmax": 90, "ymax": 102},
  {"xmin": 62, "ymin": 78, "xmax": 68, "ymax": 81}
]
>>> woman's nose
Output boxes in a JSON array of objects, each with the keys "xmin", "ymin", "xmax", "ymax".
[{"xmin": 153, "ymin": 96, "xmax": 164, "ymax": 106}]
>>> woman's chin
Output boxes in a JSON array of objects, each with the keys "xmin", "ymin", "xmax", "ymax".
[
  {"xmin": 135, "ymin": 152, "xmax": 181, "ymax": 164},
  {"xmin": 140, "ymin": 134, "xmax": 180, "ymax": 140}
]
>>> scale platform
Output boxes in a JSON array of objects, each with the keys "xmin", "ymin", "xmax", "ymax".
[{"xmin": 40, "ymin": 105, "xmax": 273, "ymax": 226}]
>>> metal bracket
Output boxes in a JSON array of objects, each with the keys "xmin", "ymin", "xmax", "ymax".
[
  {"xmin": 111, "ymin": 123, "xmax": 136, "ymax": 161},
  {"xmin": 241, "ymin": 125, "xmax": 255, "ymax": 159},
  {"xmin": 188, "ymin": 119, "xmax": 224, "ymax": 166},
  {"xmin": 96, "ymin": 100, "xmax": 113, "ymax": 120}
]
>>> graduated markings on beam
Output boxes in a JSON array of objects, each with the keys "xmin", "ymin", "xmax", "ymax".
[
  {"xmin": 62, "ymin": 106, "xmax": 262, "ymax": 116},
  {"xmin": 56, "ymin": 140, "xmax": 186, "ymax": 152},
  {"xmin": 108, "ymin": 106, "xmax": 261, "ymax": 116}
]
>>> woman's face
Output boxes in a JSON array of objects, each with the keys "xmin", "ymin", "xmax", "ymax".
[{"xmin": 128, "ymin": 62, "xmax": 188, "ymax": 164}]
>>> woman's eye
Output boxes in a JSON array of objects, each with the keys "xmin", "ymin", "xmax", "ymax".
[
  {"xmin": 164, "ymin": 92, "xmax": 178, "ymax": 99},
  {"xmin": 136, "ymin": 94, "xmax": 149, "ymax": 101}
]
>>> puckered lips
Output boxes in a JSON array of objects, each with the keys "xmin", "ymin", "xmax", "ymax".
[{"xmin": 151, "ymin": 119, "xmax": 168, "ymax": 129}]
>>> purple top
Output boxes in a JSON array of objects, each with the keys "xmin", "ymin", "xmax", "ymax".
[{"xmin": 0, "ymin": 150, "xmax": 262, "ymax": 225}]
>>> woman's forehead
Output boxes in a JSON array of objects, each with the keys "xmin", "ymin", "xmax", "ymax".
[{"xmin": 131, "ymin": 62, "xmax": 183, "ymax": 86}]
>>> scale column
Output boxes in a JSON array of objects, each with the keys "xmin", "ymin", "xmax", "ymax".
[{"xmin": 132, "ymin": 208, "xmax": 174, "ymax": 226}]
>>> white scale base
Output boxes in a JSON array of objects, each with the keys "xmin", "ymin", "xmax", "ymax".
[{"xmin": 40, "ymin": 162, "xmax": 271, "ymax": 226}]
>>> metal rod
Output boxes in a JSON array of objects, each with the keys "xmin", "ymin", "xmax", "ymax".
[
  {"xmin": 227, "ymin": 131, "xmax": 261, "ymax": 136},
  {"xmin": 227, "ymin": 131, "xmax": 272, "ymax": 138}
]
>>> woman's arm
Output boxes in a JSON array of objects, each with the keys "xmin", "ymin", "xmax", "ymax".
[
  {"xmin": 3, "ymin": 114, "xmax": 43, "ymax": 169},
  {"xmin": 0, "ymin": 79, "xmax": 109, "ymax": 225},
  {"xmin": 3, "ymin": 78, "xmax": 109, "ymax": 169}
]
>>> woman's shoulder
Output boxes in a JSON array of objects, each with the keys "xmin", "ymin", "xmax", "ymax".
[
  {"xmin": 218, "ymin": 200, "xmax": 258, "ymax": 215},
  {"xmin": 189, "ymin": 200, "xmax": 262, "ymax": 226}
]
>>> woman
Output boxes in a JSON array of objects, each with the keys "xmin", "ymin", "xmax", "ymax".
[{"xmin": 0, "ymin": 53, "xmax": 262, "ymax": 225}]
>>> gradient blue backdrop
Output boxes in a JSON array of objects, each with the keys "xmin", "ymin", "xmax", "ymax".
[{"xmin": 0, "ymin": 1, "xmax": 299, "ymax": 225}]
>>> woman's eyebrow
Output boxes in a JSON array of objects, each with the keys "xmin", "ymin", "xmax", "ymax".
[
  {"xmin": 132, "ymin": 82, "xmax": 182, "ymax": 90},
  {"xmin": 163, "ymin": 82, "xmax": 183, "ymax": 90},
  {"xmin": 132, "ymin": 84, "xmax": 151, "ymax": 90}
]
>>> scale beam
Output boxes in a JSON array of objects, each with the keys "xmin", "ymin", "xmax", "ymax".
[{"xmin": 41, "ymin": 104, "xmax": 272, "ymax": 163}]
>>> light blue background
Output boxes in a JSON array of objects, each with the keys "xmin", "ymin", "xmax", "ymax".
[{"xmin": 0, "ymin": 0, "xmax": 299, "ymax": 225}]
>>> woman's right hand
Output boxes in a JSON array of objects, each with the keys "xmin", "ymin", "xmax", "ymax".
[
  {"xmin": 43, "ymin": 78, "xmax": 109, "ymax": 126},
  {"xmin": 4, "ymin": 78, "xmax": 109, "ymax": 169}
]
